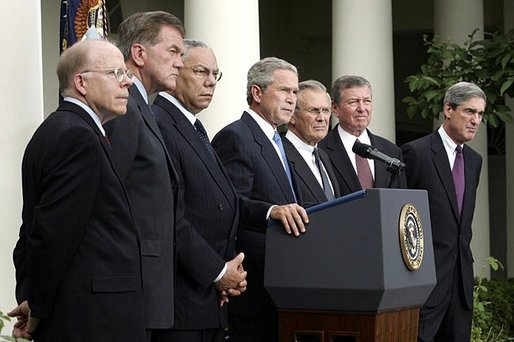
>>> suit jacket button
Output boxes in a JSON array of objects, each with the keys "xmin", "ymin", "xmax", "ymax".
[
  {"xmin": 218, "ymin": 203, "xmax": 224, "ymax": 211},
  {"xmin": 453, "ymin": 254, "xmax": 458, "ymax": 260}
]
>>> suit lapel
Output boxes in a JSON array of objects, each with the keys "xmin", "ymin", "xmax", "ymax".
[
  {"xmin": 129, "ymin": 87, "xmax": 179, "ymax": 188},
  {"xmin": 324, "ymin": 127, "xmax": 361, "ymax": 193},
  {"xmin": 431, "ymin": 132, "xmax": 460, "ymax": 221},
  {"xmin": 154, "ymin": 96, "xmax": 236, "ymax": 211},
  {"xmin": 58, "ymin": 102, "xmax": 113, "ymax": 159},
  {"xmin": 129, "ymin": 86, "xmax": 162, "ymax": 140},
  {"xmin": 58, "ymin": 101, "xmax": 135, "ymax": 217},
  {"xmin": 461, "ymin": 146, "xmax": 480, "ymax": 225},
  {"xmin": 283, "ymin": 137, "xmax": 326, "ymax": 202},
  {"xmin": 369, "ymin": 131, "xmax": 391, "ymax": 188},
  {"xmin": 318, "ymin": 148, "xmax": 341, "ymax": 198},
  {"xmin": 242, "ymin": 113, "xmax": 296, "ymax": 203}
]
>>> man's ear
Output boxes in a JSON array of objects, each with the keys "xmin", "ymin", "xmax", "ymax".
[
  {"xmin": 289, "ymin": 113, "xmax": 297, "ymax": 126},
  {"xmin": 74, "ymin": 74, "xmax": 87, "ymax": 96},
  {"xmin": 331, "ymin": 101, "xmax": 339, "ymax": 118},
  {"xmin": 443, "ymin": 103, "xmax": 452, "ymax": 119},
  {"xmin": 131, "ymin": 43, "xmax": 146, "ymax": 67},
  {"xmin": 250, "ymin": 84, "xmax": 262, "ymax": 104}
]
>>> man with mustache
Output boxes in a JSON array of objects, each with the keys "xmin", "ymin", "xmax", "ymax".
[
  {"xmin": 402, "ymin": 82, "xmax": 486, "ymax": 342},
  {"xmin": 10, "ymin": 39, "xmax": 145, "ymax": 341},
  {"xmin": 151, "ymin": 39, "xmax": 247, "ymax": 342},
  {"xmin": 104, "ymin": 11, "xmax": 184, "ymax": 341},
  {"xmin": 283, "ymin": 80, "xmax": 340, "ymax": 207}
]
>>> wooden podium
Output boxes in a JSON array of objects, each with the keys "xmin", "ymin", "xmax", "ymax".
[{"xmin": 264, "ymin": 189, "xmax": 436, "ymax": 342}]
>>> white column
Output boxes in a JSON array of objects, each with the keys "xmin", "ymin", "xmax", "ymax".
[
  {"xmin": 434, "ymin": 0, "xmax": 490, "ymax": 277},
  {"xmin": 504, "ymin": 0, "xmax": 514, "ymax": 278},
  {"xmin": 0, "ymin": 0, "xmax": 43, "ymax": 330},
  {"xmin": 184, "ymin": 0, "xmax": 260, "ymax": 137},
  {"xmin": 41, "ymin": 0, "xmax": 60, "ymax": 117},
  {"xmin": 332, "ymin": 0, "xmax": 396, "ymax": 142}
]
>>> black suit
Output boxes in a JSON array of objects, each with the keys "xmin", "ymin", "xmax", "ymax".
[
  {"xmin": 212, "ymin": 112, "xmax": 299, "ymax": 342},
  {"xmin": 13, "ymin": 101, "xmax": 145, "ymax": 341},
  {"xmin": 151, "ymin": 95, "xmax": 239, "ymax": 336},
  {"xmin": 402, "ymin": 131, "xmax": 482, "ymax": 341},
  {"xmin": 104, "ymin": 85, "xmax": 177, "ymax": 330},
  {"xmin": 282, "ymin": 136, "xmax": 340, "ymax": 207},
  {"xmin": 319, "ymin": 124, "xmax": 406, "ymax": 195}
]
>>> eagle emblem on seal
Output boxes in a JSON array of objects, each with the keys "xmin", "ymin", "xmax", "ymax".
[{"xmin": 399, "ymin": 204, "xmax": 424, "ymax": 271}]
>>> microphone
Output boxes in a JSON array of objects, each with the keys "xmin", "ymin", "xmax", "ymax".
[{"xmin": 352, "ymin": 140, "xmax": 405, "ymax": 173}]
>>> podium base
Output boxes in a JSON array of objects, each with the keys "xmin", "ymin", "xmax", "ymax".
[{"xmin": 278, "ymin": 307, "xmax": 419, "ymax": 342}]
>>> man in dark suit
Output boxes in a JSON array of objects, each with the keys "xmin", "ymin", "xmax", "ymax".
[
  {"xmin": 151, "ymin": 39, "xmax": 247, "ymax": 342},
  {"xmin": 9, "ymin": 40, "xmax": 145, "ymax": 341},
  {"xmin": 212, "ymin": 57, "xmax": 309, "ymax": 342},
  {"xmin": 103, "ymin": 11, "xmax": 184, "ymax": 340},
  {"xmin": 402, "ymin": 82, "xmax": 486, "ymax": 341},
  {"xmin": 283, "ymin": 80, "xmax": 340, "ymax": 207},
  {"xmin": 319, "ymin": 75, "xmax": 406, "ymax": 195}
]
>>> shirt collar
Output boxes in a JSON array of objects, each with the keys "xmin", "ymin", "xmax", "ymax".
[
  {"xmin": 63, "ymin": 97, "xmax": 105, "ymax": 136},
  {"xmin": 285, "ymin": 130, "xmax": 316, "ymax": 154},
  {"xmin": 337, "ymin": 125, "xmax": 371, "ymax": 148},
  {"xmin": 438, "ymin": 125, "xmax": 461, "ymax": 154},
  {"xmin": 132, "ymin": 77, "xmax": 149, "ymax": 104},
  {"xmin": 247, "ymin": 108, "xmax": 276, "ymax": 140},
  {"xmin": 159, "ymin": 91, "xmax": 196, "ymax": 125}
]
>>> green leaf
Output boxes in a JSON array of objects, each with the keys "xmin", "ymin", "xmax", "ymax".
[
  {"xmin": 424, "ymin": 89, "xmax": 441, "ymax": 102},
  {"xmin": 421, "ymin": 76, "xmax": 440, "ymax": 87},
  {"xmin": 501, "ymin": 53, "xmax": 512, "ymax": 69},
  {"xmin": 500, "ymin": 78, "xmax": 514, "ymax": 96}
]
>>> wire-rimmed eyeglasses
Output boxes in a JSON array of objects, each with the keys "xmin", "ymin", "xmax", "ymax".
[
  {"xmin": 297, "ymin": 107, "xmax": 331, "ymax": 116},
  {"xmin": 81, "ymin": 67, "xmax": 134, "ymax": 83},
  {"xmin": 186, "ymin": 66, "xmax": 222, "ymax": 82}
]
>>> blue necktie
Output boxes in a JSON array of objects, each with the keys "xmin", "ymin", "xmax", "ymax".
[{"xmin": 273, "ymin": 132, "xmax": 297, "ymax": 202}]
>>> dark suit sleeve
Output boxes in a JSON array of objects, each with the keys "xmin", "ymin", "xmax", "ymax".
[
  {"xmin": 401, "ymin": 142, "xmax": 421, "ymax": 189},
  {"xmin": 396, "ymin": 148, "xmax": 408, "ymax": 189},
  {"xmin": 156, "ymin": 117, "xmax": 226, "ymax": 288},
  {"xmin": 28, "ymin": 127, "xmax": 101, "ymax": 319},
  {"xmin": 213, "ymin": 129, "xmax": 270, "ymax": 228},
  {"xmin": 103, "ymin": 102, "xmax": 140, "ymax": 180}
]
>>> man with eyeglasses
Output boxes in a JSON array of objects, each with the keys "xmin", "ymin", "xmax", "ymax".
[
  {"xmin": 151, "ymin": 39, "xmax": 247, "ymax": 342},
  {"xmin": 319, "ymin": 75, "xmax": 406, "ymax": 195},
  {"xmin": 402, "ymin": 82, "xmax": 485, "ymax": 342},
  {"xmin": 282, "ymin": 80, "xmax": 340, "ymax": 207},
  {"xmin": 103, "ymin": 11, "xmax": 184, "ymax": 341},
  {"xmin": 10, "ymin": 39, "xmax": 146, "ymax": 341}
]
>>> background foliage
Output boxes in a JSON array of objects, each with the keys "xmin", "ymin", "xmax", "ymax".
[
  {"xmin": 403, "ymin": 29, "xmax": 514, "ymax": 127},
  {"xmin": 472, "ymin": 257, "xmax": 514, "ymax": 341}
]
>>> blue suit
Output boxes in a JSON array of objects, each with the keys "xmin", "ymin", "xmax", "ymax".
[{"xmin": 212, "ymin": 112, "xmax": 300, "ymax": 342}]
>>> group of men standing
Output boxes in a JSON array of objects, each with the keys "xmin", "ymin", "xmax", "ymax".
[{"xmin": 9, "ymin": 9, "xmax": 486, "ymax": 342}]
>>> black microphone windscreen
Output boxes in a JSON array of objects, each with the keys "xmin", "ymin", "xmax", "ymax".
[{"xmin": 352, "ymin": 140, "xmax": 371, "ymax": 158}]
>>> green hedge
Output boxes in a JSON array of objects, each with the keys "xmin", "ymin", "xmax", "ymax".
[{"xmin": 472, "ymin": 278, "xmax": 514, "ymax": 341}]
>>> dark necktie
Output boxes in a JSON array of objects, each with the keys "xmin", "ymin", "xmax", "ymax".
[
  {"xmin": 355, "ymin": 139, "xmax": 374, "ymax": 189},
  {"xmin": 103, "ymin": 135, "xmax": 111, "ymax": 149},
  {"xmin": 194, "ymin": 119, "xmax": 216, "ymax": 161},
  {"xmin": 452, "ymin": 145, "xmax": 465, "ymax": 216},
  {"xmin": 273, "ymin": 132, "xmax": 297, "ymax": 202},
  {"xmin": 313, "ymin": 147, "xmax": 335, "ymax": 201},
  {"xmin": 147, "ymin": 104, "xmax": 155, "ymax": 118}
]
